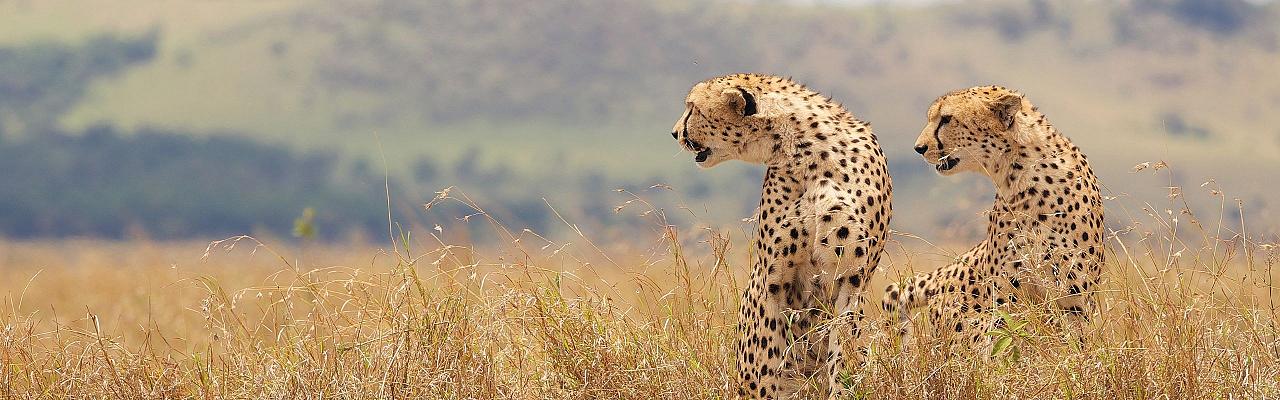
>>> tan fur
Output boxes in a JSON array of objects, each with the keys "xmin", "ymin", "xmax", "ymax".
[
  {"xmin": 672, "ymin": 74, "xmax": 892, "ymax": 398},
  {"xmin": 883, "ymin": 86, "xmax": 1105, "ymax": 349}
]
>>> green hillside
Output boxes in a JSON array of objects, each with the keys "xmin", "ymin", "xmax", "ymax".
[{"xmin": 3, "ymin": 0, "xmax": 1279, "ymax": 238}]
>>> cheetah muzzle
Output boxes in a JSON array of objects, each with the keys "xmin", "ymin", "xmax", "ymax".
[
  {"xmin": 935, "ymin": 154, "xmax": 959, "ymax": 172},
  {"xmin": 681, "ymin": 138, "xmax": 713, "ymax": 163}
]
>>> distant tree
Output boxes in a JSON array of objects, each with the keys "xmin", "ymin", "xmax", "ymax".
[
  {"xmin": 308, "ymin": 0, "xmax": 776, "ymax": 124},
  {"xmin": 413, "ymin": 158, "xmax": 439, "ymax": 183},
  {"xmin": 1124, "ymin": 0, "xmax": 1258, "ymax": 37},
  {"xmin": 988, "ymin": 1, "xmax": 1061, "ymax": 42},
  {"xmin": 453, "ymin": 148, "xmax": 482, "ymax": 180},
  {"xmin": 1160, "ymin": 112, "xmax": 1210, "ymax": 139},
  {"xmin": 0, "ymin": 31, "xmax": 157, "ymax": 135},
  {"xmin": 1110, "ymin": 6, "xmax": 1139, "ymax": 44},
  {"xmin": 686, "ymin": 178, "xmax": 711, "ymax": 199},
  {"xmin": 0, "ymin": 127, "xmax": 388, "ymax": 239},
  {"xmin": 993, "ymin": 9, "xmax": 1032, "ymax": 41},
  {"xmin": 1168, "ymin": 0, "xmax": 1255, "ymax": 35},
  {"xmin": 1030, "ymin": 0, "xmax": 1053, "ymax": 25}
]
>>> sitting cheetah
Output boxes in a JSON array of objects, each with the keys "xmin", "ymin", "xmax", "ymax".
[
  {"xmin": 882, "ymin": 86, "xmax": 1104, "ymax": 349},
  {"xmin": 671, "ymin": 74, "xmax": 891, "ymax": 398}
]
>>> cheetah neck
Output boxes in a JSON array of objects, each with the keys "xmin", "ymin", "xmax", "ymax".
[
  {"xmin": 769, "ymin": 107, "xmax": 873, "ymax": 167},
  {"xmin": 980, "ymin": 119, "xmax": 1106, "ymax": 296},
  {"xmin": 759, "ymin": 107, "xmax": 875, "ymax": 218},
  {"xmin": 985, "ymin": 116, "xmax": 1095, "ymax": 240},
  {"xmin": 990, "ymin": 114, "xmax": 1080, "ymax": 197}
]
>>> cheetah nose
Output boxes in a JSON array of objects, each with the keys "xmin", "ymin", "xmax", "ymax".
[
  {"xmin": 913, "ymin": 144, "xmax": 929, "ymax": 155},
  {"xmin": 671, "ymin": 131, "xmax": 678, "ymax": 139}
]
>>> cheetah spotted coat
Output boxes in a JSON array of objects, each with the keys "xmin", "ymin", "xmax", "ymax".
[{"xmin": 671, "ymin": 74, "xmax": 891, "ymax": 398}]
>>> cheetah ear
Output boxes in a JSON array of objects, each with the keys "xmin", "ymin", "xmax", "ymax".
[
  {"xmin": 990, "ymin": 93, "xmax": 1022, "ymax": 131},
  {"xmin": 722, "ymin": 88, "xmax": 758, "ymax": 117}
]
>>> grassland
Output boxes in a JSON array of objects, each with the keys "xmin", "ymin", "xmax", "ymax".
[
  {"xmin": 2, "ymin": 179, "xmax": 1279, "ymax": 399},
  {"xmin": 3, "ymin": 1, "xmax": 1280, "ymax": 397}
]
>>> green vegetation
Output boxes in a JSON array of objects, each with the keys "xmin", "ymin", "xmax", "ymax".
[
  {"xmin": 0, "ymin": 32, "xmax": 156, "ymax": 135},
  {"xmin": 0, "ymin": 126, "xmax": 384, "ymax": 238},
  {"xmin": 1, "ymin": 0, "xmax": 1278, "ymax": 239},
  {"xmin": 0, "ymin": 28, "xmax": 756, "ymax": 239},
  {"xmin": 0, "ymin": 123, "xmax": 751, "ymax": 239}
]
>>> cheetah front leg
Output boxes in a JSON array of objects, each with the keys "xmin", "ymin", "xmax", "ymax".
[
  {"xmin": 923, "ymin": 294, "xmax": 997, "ymax": 356},
  {"xmin": 882, "ymin": 265, "xmax": 950, "ymax": 342},
  {"xmin": 1051, "ymin": 253, "xmax": 1100, "ymax": 325},
  {"xmin": 882, "ymin": 243, "xmax": 986, "ymax": 344},
  {"xmin": 811, "ymin": 209, "xmax": 882, "ymax": 398},
  {"xmin": 822, "ymin": 273, "xmax": 869, "ymax": 398},
  {"xmin": 736, "ymin": 270, "xmax": 793, "ymax": 399}
]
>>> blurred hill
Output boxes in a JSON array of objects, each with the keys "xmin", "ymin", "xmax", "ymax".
[{"xmin": 1, "ymin": 0, "xmax": 1278, "ymax": 240}]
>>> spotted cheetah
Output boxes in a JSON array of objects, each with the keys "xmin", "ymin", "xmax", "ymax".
[
  {"xmin": 882, "ymin": 86, "xmax": 1104, "ymax": 349},
  {"xmin": 671, "ymin": 74, "xmax": 892, "ymax": 398}
]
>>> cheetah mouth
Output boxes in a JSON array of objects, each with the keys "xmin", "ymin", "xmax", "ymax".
[
  {"xmin": 683, "ymin": 138, "xmax": 713, "ymax": 163},
  {"xmin": 936, "ymin": 155, "xmax": 959, "ymax": 172},
  {"xmin": 695, "ymin": 147, "xmax": 712, "ymax": 163}
]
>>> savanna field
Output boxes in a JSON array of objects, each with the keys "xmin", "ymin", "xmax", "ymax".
[
  {"xmin": 3, "ymin": 166, "xmax": 1279, "ymax": 399},
  {"xmin": 3, "ymin": 0, "xmax": 1280, "ymax": 398}
]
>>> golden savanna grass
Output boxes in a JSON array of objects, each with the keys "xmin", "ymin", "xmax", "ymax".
[{"xmin": 3, "ymin": 166, "xmax": 1280, "ymax": 399}]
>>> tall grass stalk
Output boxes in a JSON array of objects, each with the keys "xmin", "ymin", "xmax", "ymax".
[{"xmin": 1, "ymin": 166, "xmax": 1278, "ymax": 398}]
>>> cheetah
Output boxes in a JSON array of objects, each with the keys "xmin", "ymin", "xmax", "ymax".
[
  {"xmin": 670, "ymin": 74, "xmax": 892, "ymax": 398},
  {"xmin": 881, "ymin": 86, "xmax": 1104, "ymax": 349}
]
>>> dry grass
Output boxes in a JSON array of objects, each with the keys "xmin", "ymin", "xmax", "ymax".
[{"xmin": 3, "ymin": 173, "xmax": 1280, "ymax": 399}]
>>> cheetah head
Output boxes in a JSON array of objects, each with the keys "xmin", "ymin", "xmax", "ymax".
[
  {"xmin": 913, "ymin": 86, "xmax": 1027, "ymax": 176},
  {"xmin": 670, "ymin": 76, "xmax": 774, "ymax": 168}
]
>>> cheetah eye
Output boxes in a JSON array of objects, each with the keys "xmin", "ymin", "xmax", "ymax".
[{"xmin": 939, "ymin": 115, "xmax": 952, "ymax": 125}]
